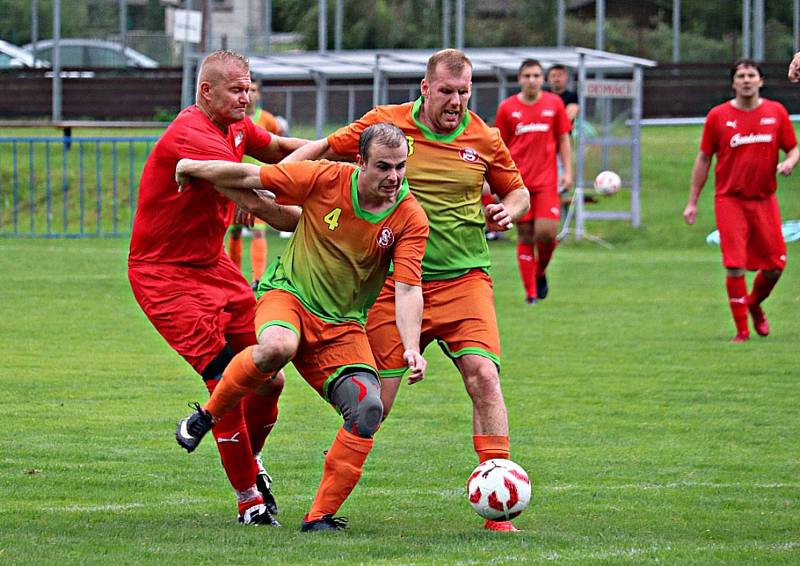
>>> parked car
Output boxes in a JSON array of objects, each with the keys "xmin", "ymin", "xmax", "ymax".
[
  {"xmin": 22, "ymin": 38, "xmax": 158, "ymax": 68},
  {"xmin": 0, "ymin": 38, "xmax": 48, "ymax": 68}
]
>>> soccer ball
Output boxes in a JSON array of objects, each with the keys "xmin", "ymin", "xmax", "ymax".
[
  {"xmin": 594, "ymin": 170, "xmax": 622, "ymax": 195},
  {"xmin": 466, "ymin": 458, "xmax": 531, "ymax": 520}
]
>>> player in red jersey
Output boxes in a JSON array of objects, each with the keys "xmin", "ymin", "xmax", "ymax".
[
  {"xmin": 282, "ymin": 49, "xmax": 530, "ymax": 532},
  {"xmin": 495, "ymin": 59, "xmax": 572, "ymax": 304},
  {"xmin": 684, "ymin": 58, "xmax": 798, "ymax": 342},
  {"xmin": 174, "ymin": 123, "xmax": 429, "ymax": 532},
  {"xmin": 128, "ymin": 50, "xmax": 306, "ymax": 525}
]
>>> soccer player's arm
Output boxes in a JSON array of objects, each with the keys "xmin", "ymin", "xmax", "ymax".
[
  {"xmin": 392, "ymin": 206, "xmax": 429, "ymax": 384},
  {"xmin": 776, "ymin": 108, "xmax": 799, "ymax": 176},
  {"xmin": 484, "ymin": 130, "xmax": 529, "ymax": 231},
  {"xmin": 684, "ymin": 116, "xmax": 716, "ymax": 226},
  {"xmin": 556, "ymin": 102, "xmax": 573, "ymax": 190},
  {"xmin": 282, "ymin": 109, "xmax": 381, "ymax": 163}
]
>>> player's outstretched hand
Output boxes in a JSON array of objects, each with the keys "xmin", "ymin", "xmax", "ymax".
[
  {"xmin": 175, "ymin": 158, "xmax": 195, "ymax": 192},
  {"xmin": 485, "ymin": 203, "xmax": 513, "ymax": 232},
  {"xmin": 789, "ymin": 52, "xmax": 800, "ymax": 82},
  {"xmin": 403, "ymin": 350, "xmax": 426, "ymax": 384},
  {"xmin": 683, "ymin": 202, "xmax": 697, "ymax": 225},
  {"xmin": 777, "ymin": 159, "xmax": 796, "ymax": 177},
  {"xmin": 234, "ymin": 206, "xmax": 255, "ymax": 227}
]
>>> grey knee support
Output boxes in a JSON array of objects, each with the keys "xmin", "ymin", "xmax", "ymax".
[{"xmin": 330, "ymin": 371, "xmax": 383, "ymax": 438}]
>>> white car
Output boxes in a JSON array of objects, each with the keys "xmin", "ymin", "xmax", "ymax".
[
  {"xmin": 0, "ymin": 38, "xmax": 47, "ymax": 68},
  {"xmin": 23, "ymin": 38, "xmax": 158, "ymax": 68}
]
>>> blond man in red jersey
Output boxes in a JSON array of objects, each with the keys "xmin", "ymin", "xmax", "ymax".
[{"xmin": 282, "ymin": 49, "xmax": 530, "ymax": 532}]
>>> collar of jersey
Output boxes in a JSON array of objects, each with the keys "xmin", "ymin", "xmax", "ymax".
[
  {"xmin": 350, "ymin": 167, "xmax": 410, "ymax": 223},
  {"xmin": 411, "ymin": 96, "xmax": 470, "ymax": 142}
]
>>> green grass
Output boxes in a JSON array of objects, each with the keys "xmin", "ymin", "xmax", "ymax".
[{"xmin": 1, "ymin": 126, "xmax": 799, "ymax": 564}]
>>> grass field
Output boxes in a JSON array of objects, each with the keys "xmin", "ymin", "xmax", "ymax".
[{"xmin": 1, "ymin": 126, "xmax": 799, "ymax": 564}]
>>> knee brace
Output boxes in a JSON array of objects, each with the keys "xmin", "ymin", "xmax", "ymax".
[{"xmin": 329, "ymin": 371, "xmax": 383, "ymax": 438}]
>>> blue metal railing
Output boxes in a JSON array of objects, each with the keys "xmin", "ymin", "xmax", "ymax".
[{"xmin": 0, "ymin": 136, "xmax": 158, "ymax": 237}]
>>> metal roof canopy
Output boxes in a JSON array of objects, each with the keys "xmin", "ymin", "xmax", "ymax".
[{"xmin": 248, "ymin": 47, "xmax": 656, "ymax": 82}]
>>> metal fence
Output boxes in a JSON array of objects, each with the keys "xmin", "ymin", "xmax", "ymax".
[{"xmin": 0, "ymin": 136, "xmax": 157, "ymax": 237}]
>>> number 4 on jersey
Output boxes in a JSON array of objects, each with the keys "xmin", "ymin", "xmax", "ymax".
[{"xmin": 324, "ymin": 208, "xmax": 342, "ymax": 231}]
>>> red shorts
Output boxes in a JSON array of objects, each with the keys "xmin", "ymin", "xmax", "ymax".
[
  {"xmin": 518, "ymin": 189, "xmax": 561, "ymax": 224},
  {"xmin": 366, "ymin": 269, "xmax": 501, "ymax": 378},
  {"xmin": 128, "ymin": 254, "xmax": 256, "ymax": 374},
  {"xmin": 715, "ymin": 195, "xmax": 786, "ymax": 271},
  {"xmin": 255, "ymin": 289, "xmax": 377, "ymax": 401}
]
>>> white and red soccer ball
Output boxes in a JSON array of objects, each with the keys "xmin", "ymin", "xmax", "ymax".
[
  {"xmin": 466, "ymin": 458, "xmax": 531, "ymax": 520},
  {"xmin": 594, "ymin": 170, "xmax": 622, "ymax": 195}
]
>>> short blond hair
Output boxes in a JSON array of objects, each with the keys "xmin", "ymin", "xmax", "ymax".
[
  {"xmin": 198, "ymin": 50, "xmax": 249, "ymax": 84},
  {"xmin": 425, "ymin": 49, "xmax": 472, "ymax": 82}
]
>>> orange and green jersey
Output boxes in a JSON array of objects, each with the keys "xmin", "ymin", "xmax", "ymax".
[
  {"xmin": 250, "ymin": 107, "xmax": 281, "ymax": 135},
  {"xmin": 327, "ymin": 98, "xmax": 524, "ymax": 281},
  {"xmin": 256, "ymin": 161, "xmax": 429, "ymax": 325}
]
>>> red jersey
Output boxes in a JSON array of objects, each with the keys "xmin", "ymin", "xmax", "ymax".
[
  {"xmin": 701, "ymin": 99, "xmax": 797, "ymax": 199},
  {"xmin": 129, "ymin": 105, "xmax": 272, "ymax": 266},
  {"xmin": 494, "ymin": 91, "xmax": 571, "ymax": 193}
]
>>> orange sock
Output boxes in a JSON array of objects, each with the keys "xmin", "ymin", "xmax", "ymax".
[
  {"xmin": 205, "ymin": 346, "xmax": 272, "ymax": 420},
  {"xmin": 306, "ymin": 428, "xmax": 373, "ymax": 522},
  {"xmin": 228, "ymin": 235, "xmax": 243, "ymax": 269},
  {"xmin": 473, "ymin": 434, "xmax": 510, "ymax": 463},
  {"xmin": 250, "ymin": 236, "xmax": 267, "ymax": 282}
]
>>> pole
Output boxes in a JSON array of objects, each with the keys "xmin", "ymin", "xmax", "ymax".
[
  {"xmin": 318, "ymin": 0, "xmax": 327, "ymax": 53},
  {"xmin": 180, "ymin": 0, "xmax": 194, "ymax": 110},
  {"xmin": 119, "ymin": 0, "xmax": 127, "ymax": 50},
  {"xmin": 595, "ymin": 0, "xmax": 605, "ymax": 51},
  {"xmin": 753, "ymin": 0, "xmax": 764, "ymax": 61},
  {"xmin": 556, "ymin": 0, "xmax": 565, "ymax": 47},
  {"xmin": 442, "ymin": 0, "xmax": 451, "ymax": 48},
  {"xmin": 795, "ymin": 0, "xmax": 799, "ymax": 55},
  {"xmin": 52, "ymin": 0, "xmax": 62, "ymax": 122},
  {"xmin": 672, "ymin": 0, "xmax": 680, "ymax": 63},
  {"xmin": 31, "ymin": 0, "xmax": 39, "ymax": 64},
  {"xmin": 742, "ymin": 0, "xmax": 751, "ymax": 58},
  {"xmin": 455, "ymin": 0, "xmax": 464, "ymax": 50},
  {"xmin": 261, "ymin": 0, "xmax": 272, "ymax": 54},
  {"xmin": 334, "ymin": 0, "xmax": 343, "ymax": 51}
]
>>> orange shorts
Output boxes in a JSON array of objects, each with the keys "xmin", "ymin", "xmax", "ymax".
[
  {"xmin": 715, "ymin": 195, "xmax": 786, "ymax": 271},
  {"xmin": 255, "ymin": 289, "xmax": 378, "ymax": 400},
  {"xmin": 518, "ymin": 189, "xmax": 561, "ymax": 224},
  {"xmin": 366, "ymin": 269, "xmax": 501, "ymax": 378}
]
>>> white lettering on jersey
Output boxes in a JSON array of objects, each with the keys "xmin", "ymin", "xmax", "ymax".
[
  {"xmin": 730, "ymin": 133, "xmax": 773, "ymax": 148},
  {"xmin": 542, "ymin": 109, "xmax": 555, "ymax": 117},
  {"xmin": 511, "ymin": 111, "xmax": 522, "ymax": 119},
  {"xmin": 515, "ymin": 123, "xmax": 550, "ymax": 135},
  {"xmin": 760, "ymin": 117, "xmax": 777, "ymax": 125}
]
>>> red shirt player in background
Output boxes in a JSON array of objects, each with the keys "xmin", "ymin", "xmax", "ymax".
[
  {"xmin": 128, "ymin": 50, "xmax": 305, "ymax": 525},
  {"xmin": 495, "ymin": 59, "xmax": 572, "ymax": 304},
  {"xmin": 684, "ymin": 58, "xmax": 798, "ymax": 343}
]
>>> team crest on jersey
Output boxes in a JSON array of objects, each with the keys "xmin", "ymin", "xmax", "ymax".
[
  {"xmin": 459, "ymin": 147, "xmax": 479, "ymax": 163},
  {"xmin": 234, "ymin": 131, "xmax": 244, "ymax": 147},
  {"xmin": 760, "ymin": 117, "xmax": 777, "ymax": 125},
  {"xmin": 511, "ymin": 111, "xmax": 522, "ymax": 119},
  {"xmin": 725, "ymin": 120, "xmax": 737, "ymax": 129},
  {"xmin": 377, "ymin": 227, "xmax": 395, "ymax": 248},
  {"xmin": 542, "ymin": 109, "xmax": 555, "ymax": 117}
]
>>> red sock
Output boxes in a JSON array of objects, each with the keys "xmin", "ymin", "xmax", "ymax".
[
  {"xmin": 536, "ymin": 240, "xmax": 556, "ymax": 276},
  {"xmin": 306, "ymin": 428, "xmax": 373, "ymax": 522},
  {"xmin": 748, "ymin": 270, "xmax": 779, "ymax": 307},
  {"xmin": 725, "ymin": 275, "xmax": 749, "ymax": 336},
  {"xmin": 228, "ymin": 235, "xmax": 243, "ymax": 269},
  {"xmin": 473, "ymin": 434, "xmax": 510, "ymax": 463},
  {"xmin": 204, "ymin": 378, "xmax": 259, "ymax": 492},
  {"xmin": 516, "ymin": 243, "xmax": 537, "ymax": 299},
  {"xmin": 243, "ymin": 390, "xmax": 280, "ymax": 455},
  {"xmin": 250, "ymin": 236, "xmax": 268, "ymax": 282}
]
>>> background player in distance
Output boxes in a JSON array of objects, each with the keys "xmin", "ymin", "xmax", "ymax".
[
  {"xmin": 227, "ymin": 78, "xmax": 290, "ymax": 290},
  {"xmin": 174, "ymin": 122, "xmax": 429, "ymax": 532},
  {"xmin": 495, "ymin": 59, "xmax": 572, "ymax": 305},
  {"xmin": 684, "ymin": 58, "xmax": 798, "ymax": 342}
]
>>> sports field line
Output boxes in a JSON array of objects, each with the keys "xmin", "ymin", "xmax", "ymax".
[
  {"xmin": 40, "ymin": 502, "xmax": 144, "ymax": 513},
  {"xmin": 538, "ymin": 540, "xmax": 800, "ymax": 562}
]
